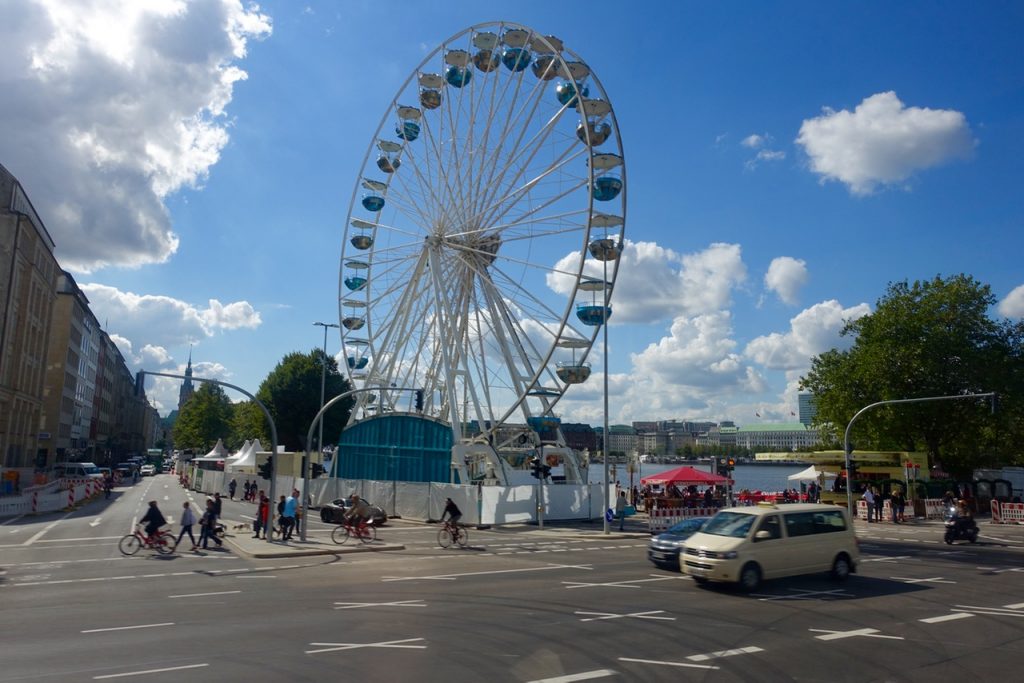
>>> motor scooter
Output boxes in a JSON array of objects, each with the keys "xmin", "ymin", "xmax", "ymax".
[{"xmin": 943, "ymin": 505, "xmax": 978, "ymax": 544}]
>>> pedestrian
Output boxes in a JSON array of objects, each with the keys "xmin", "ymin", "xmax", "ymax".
[
  {"xmin": 243, "ymin": 480, "xmax": 252, "ymax": 502},
  {"xmin": 615, "ymin": 490, "xmax": 627, "ymax": 531},
  {"xmin": 277, "ymin": 494, "xmax": 288, "ymax": 540},
  {"xmin": 199, "ymin": 498, "xmax": 223, "ymax": 549},
  {"xmin": 253, "ymin": 491, "xmax": 269, "ymax": 538},
  {"xmin": 892, "ymin": 488, "xmax": 906, "ymax": 523},
  {"xmin": 283, "ymin": 489, "xmax": 299, "ymax": 540},
  {"xmin": 213, "ymin": 492, "xmax": 223, "ymax": 518},
  {"xmin": 176, "ymin": 501, "xmax": 198, "ymax": 551},
  {"xmin": 872, "ymin": 486, "xmax": 884, "ymax": 522},
  {"xmin": 228, "ymin": 478, "xmax": 237, "ymax": 501},
  {"xmin": 862, "ymin": 486, "xmax": 875, "ymax": 522},
  {"xmin": 139, "ymin": 500, "xmax": 167, "ymax": 543}
]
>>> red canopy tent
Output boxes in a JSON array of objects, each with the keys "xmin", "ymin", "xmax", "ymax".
[{"xmin": 641, "ymin": 465, "xmax": 731, "ymax": 486}]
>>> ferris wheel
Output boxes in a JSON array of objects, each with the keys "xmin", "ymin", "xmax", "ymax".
[{"xmin": 338, "ymin": 21, "xmax": 625, "ymax": 483}]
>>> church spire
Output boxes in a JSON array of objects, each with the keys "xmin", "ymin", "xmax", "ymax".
[{"xmin": 178, "ymin": 344, "xmax": 195, "ymax": 411}]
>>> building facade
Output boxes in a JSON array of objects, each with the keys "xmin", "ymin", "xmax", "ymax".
[
  {"xmin": 0, "ymin": 164, "xmax": 59, "ymax": 468},
  {"xmin": 798, "ymin": 392, "xmax": 818, "ymax": 427}
]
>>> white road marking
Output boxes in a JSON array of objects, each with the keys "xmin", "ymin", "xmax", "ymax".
[
  {"xmin": 687, "ymin": 646, "xmax": 764, "ymax": 662},
  {"xmin": 82, "ymin": 622, "xmax": 174, "ymax": 634},
  {"xmin": 890, "ymin": 576, "xmax": 955, "ymax": 584},
  {"xmin": 576, "ymin": 610, "xmax": 674, "ymax": 622},
  {"xmin": 952, "ymin": 604, "xmax": 1024, "ymax": 618},
  {"xmin": 93, "ymin": 663, "xmax": 208, "ymax": 679},
  {"xmin": 306, "ymin": 637, "xmax": 426, "ymax": 654},
  {"xmin": 753, "ymin": 588, "xmax": 852, "ymax": 601},
  {"xmin": 334, "ymin": 600, "xmax": 426, "ymax": 609},
  {"xmin": 382, "ymin": 563, "xmax": 592, "ymax": 582},
  {"xmin": 22, "ymin": 512, "xmax": 74, "ymax": 546},
  {"xmin": 619, "ymin": 657, "xmax": 717, "ymax": 670},
  {"xmin": 861, "ymin": 555, "xmax": 912, "ymax": 563},
  {"xmin": 1005, "ymin": 602, "xmax": 1024, "ymax": 609},
  {"xmin": 810, "ymin": 628, "xmax": 903, "ymax": 641},
  {"xmin": 527, "ymin": 670, "xmax": 619, "ymax": 682},
  {"xmin": 89, "ymin": 517, "xmax": 103, "ymax": 527},
  {"xmin": 168, "ymin": 591, "xmax": 242, "ymax": 599},
  {"xmin": 920, "ymin": 613, "xmax": 974, "ymax": 624},
  {"xmin": 563, "ymin": 576, "xmax": 689, "ymax": 589}
]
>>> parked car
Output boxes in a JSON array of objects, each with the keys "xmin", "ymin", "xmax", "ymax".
[
  {"xmin": 319, "ymin": 497, "xmax": 388, "ymax": 526},
  {"xmin": 139, "ymin": 464, "xmax": 156, "ymax": 477},
  {"xmin": 648, "ymin": 517, "xmax": 710, "ymax": 571}
]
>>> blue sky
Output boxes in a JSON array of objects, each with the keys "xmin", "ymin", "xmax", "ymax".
[{"xmin": 2, "ymin": 1, "xmax": 1022, "ymax": 426}]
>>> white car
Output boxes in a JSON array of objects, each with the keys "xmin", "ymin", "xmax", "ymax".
[{"xmin": 140, "ymin": 464, "xmax": 156, "ymax": 477}]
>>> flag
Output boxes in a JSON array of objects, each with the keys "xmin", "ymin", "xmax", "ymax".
[
  {"xmin": 755, "ymin": 412, "xmax": 760, "ymax": 417},
  {"xmin": 790, "ymin": 411, "xmax": 796, "ymax": 416}
]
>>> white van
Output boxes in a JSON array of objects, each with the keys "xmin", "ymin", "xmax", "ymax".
[
  {"xmin": 680, "ymin": 503, "xmax": 859, "ymax": 591},
  {"xmin": 53, "ymin": 462, "xmax": 105, "ymax": 479}
]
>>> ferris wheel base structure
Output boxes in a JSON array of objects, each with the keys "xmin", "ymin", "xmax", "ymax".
[{"xmin": 335, "ymin": 413, "xmax": 588, "ymax": 486}]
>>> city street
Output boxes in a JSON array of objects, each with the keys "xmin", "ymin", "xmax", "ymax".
[{"xmin": 2, "ymin": 474, "xmax": 1023, "ymax": 682}]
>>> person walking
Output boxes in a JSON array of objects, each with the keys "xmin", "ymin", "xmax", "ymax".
[
  {"xmin": 862, "ymin": 486, "xmax": 875, "ymax": 522},
  {"xmin": 872, "ymin": 486, "xmax": 884, "ymax": 523},
  {"xmin": 213, "ymin": 492, "xmax": 223, "ymax": 517},
  {"xmin": 615, "ymin": 490, "xmax": 627, "ymax": 531},
  {"xmin": 176, "ymin": 501, "xmax": 198, "ymax": 551},
  {"xmin": 282, "ymin": 489, "xmax": 299, "ymax": 540},
  {"xmin": 892, "ymin": 488, "xmax": 906, "ymax": 523},
  {"xmin": 276, "ymin": 495, "xmax": 288, "ymax": 540},
  {"xmin": 253, "ymin": 492, "xmax": 269, "ymax": 538},
  {"xmin": 228, "ymin": 478, "xmax": 237, "ymax": 501},
  {"xmin": 199, "ymin": 499, "xmax": 223, "ymax": 550}
]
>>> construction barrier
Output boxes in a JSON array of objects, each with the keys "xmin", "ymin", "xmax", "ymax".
[
  {"xmin": 991, "ymin": 500, "xmax": 1024, "ymax": 524},
  {"xmin": 649, "ymin": 506, "xmax": 717, "ymax": 533}
]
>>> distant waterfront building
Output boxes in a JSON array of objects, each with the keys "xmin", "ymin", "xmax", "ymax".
[
  {"xmin": 560, "ymin": 422, "xmax": 596, "ymax": 452},
  {"xmin": 736, "ymin": 423, "xmax": 820, "ymax": 450},
  {"xmin": 798, "ymin": 392, "xmax": 818, "ymax": 427}
]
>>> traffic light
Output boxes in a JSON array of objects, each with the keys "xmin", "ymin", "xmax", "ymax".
[
  {"xmin": 414, "ymin": 389, "xmax": 424, "ymax": 412},
  {"xmin": 311, "ymin": 462, "xmax": 325, "ymax": 478},
  {"xmin": 541, "ymin": 464, "xmax": 552, "ymax": 479},
  {"xmin": 258, "ymin": 456, "xmax": 273, "ymax": 480},
  {"xmin": 727, "ymin": 458, "xmax": 735, "ymax": 472},
  {"xmin": 530, "ymin": 458, "xmax": 542, "ymax": 479}
]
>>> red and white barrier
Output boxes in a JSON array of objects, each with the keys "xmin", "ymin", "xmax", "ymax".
[
  {"xmin": 649, "ymin": 507, "xmax": 717, "ymax": 533},
  {"xmin": 991, "ymin": 500, "xmax": 1024, "ymax": 524}
]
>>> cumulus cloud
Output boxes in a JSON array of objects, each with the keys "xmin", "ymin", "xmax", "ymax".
[
  {"xmin": 0, "ymin": 0, "xmax": 271, "ymax": 272},
  {"xmin": 999, "ymin": 285, "xmax": 1024, "ymax": 318},
  {"xmin": 548, "ymin": 241, "xmax": 748, "ymax": 325},
  {"xmin": 796, "ymin": 91, "xmax": 975, "ymax": 195},
  {"xmin": 80, "ymin": 283, "xmax": 262, "ymax": 353},
  {"xmin": 764, "ymin": 256, "xmax": 808, "ymax": 305},
  {"xmin": 742, "ymin": 134, "xmax": 766, "ymax": 148},
  {"xmin": 744, "ymin": 299, "xmax": 871, "ymax": 371}
]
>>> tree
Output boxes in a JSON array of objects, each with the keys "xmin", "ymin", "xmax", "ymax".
[
  {"xmin": 801, "ymin": 274, "xmax": 1024, "ymax": 477},
  {"xmin": 257, "ymin": 349, "xmax": 354, "ymax": 452},
  {"xmin": 230, "ymin": 400, "xmax": 270, "ymax": 449},
  {"xmin": 172, "ymin": 383, "xmax": 233, "ymax": 451}
]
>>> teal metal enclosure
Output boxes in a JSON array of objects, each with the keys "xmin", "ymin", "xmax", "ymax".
[{"xmin": 334, "ymin": 414, "xmax": 453, "ymax": 482}]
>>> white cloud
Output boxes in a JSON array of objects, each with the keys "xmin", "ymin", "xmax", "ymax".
[
  {"xmin": 998, "ymin": 285, "xmax": 1024, "ymax": 318},
  {"xmin": 547, "ymin": 241, "xmax": 747, "ymax": 325},
  {"xmin": 764, "ymin": 256, "xmax": 808, "ymax": 305},
  {"xmin": 744, "ymin": 300, "xmax": 871, "ymax": 371},
  {"xmin": 742, "ymin": 134, "xmax": 766, "ymax": 148},
  {"xmin": 796, "ymin": 91, "xmax": 975, "ymax": 195},
  {"xmin": 144, "ymin": 359, "xmax": 232, "ymax": 415},
  {"xmin": 0, "ymin": 0, "xmax": 271, "ymax": 272},
  {"xmin": 80, "ymin": 283, "xmax": 262, "ymax": 353}
]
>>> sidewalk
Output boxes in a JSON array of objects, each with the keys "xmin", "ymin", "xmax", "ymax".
[{"xmin": 220, "ymin": 520, "xmax": 405, "ymax": 559}]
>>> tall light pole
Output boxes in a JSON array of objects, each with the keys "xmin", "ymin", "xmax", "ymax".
[
  {"xmin": 602, "ymin": 256, "xmax": 611, "ymax": 535},
  {"xmin": 313, "ymin": 322, "xmax": 340, "ymax": 455}
]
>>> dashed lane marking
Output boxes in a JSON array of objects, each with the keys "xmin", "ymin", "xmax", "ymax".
[
  {"xmin": 920, "ymin": 613, "xmax": 974, "ymax": 623},
  {"xmin": 93, "ymin": 663, "xmax": 208, "ymax": 679},
  {"xmin": 82, "ymin": 622, "xmax": 174, "ymax": 634},
  {"xmin": 527, "ymin": 670, "xmax": 619, "ymax": 682},
  {"xmin": 687, "ymin": 646, "xmax": 765, "ymax": 662},
  {"xmin": 168, "ymin": 591, "xmax": 242, "ymax": 599},
  {"xmin": 619, "ymin": 657, "xmax": 717, "ymax": 671}
]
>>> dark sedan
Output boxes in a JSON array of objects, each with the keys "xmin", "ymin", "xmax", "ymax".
[
  {"xmin": 319, "ymin": 497, "xmax": 388, "ymax": 526},
  {"xmin": 648, "ymin": 517, "xmax": 709, "ymax": 570}
]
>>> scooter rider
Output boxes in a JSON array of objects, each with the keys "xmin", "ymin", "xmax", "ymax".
[{"xmin": 954, "ymin": 499, "xmax": 974, "ymax": 534}]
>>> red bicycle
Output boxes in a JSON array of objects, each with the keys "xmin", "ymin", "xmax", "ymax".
[
  {"xmin": 331, "ymin": 518, "xmax": 377, "ymax": 545},
  {"xmin": 119, "ymin": 525, "xmax": 175, "ymax": 555},
  {"xmin": 438, "ymin": 520, "xmax": 469, "ymax": 548}
]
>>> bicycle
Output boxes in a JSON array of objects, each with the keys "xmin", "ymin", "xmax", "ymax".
[
  {"xmin": 331, "ymin": 518, "xmax": 377, "ymax": 545},
  {"xmin": 437, "ymin": 519, "xmax": 469, "ymax": 548},
  {"xmin": 119, "ymin": 525, "xmax": 175, "ymax": 555}
]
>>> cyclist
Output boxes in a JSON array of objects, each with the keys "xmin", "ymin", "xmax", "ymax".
[
  {"xmin": 440, "ymin": 497, "xmax": 462, "ymax": 529},
  {"xmin": 344, "ymin": 494, "xmax": 372, "ymax": 530},
  {"xmin": 139, "ymin": 500, "xmax": 167, "ymax": 544}
]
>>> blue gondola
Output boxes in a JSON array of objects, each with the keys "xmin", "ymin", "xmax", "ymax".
[
  {"xmin": 556, "ymin": 362, "xmax": 592, "ymax": 384},
  {"xmin": 344, "ymin": 276, "xmax": 367, "ymax": 291},
  {"xmin": 528, "ymin": 416, "xmax": 562, "ymax": 432},
  {"xmin": 556, "ymin": 80, "xmax": 588, "ymax": 109},
  {"xmin": 347, "ymin": 356, "xmax": 369, "ymax": 370},
  {"xmin": 591, "ymin": 176, "xmax": 622, "ymax": 201},
  {"xmin": 361, "ymin": 194, "xmax": 385, "ymax": 211},
  {"xmin": 502, "ymin": 47, "xmax": 531, "ymax": 72},
  {"xmin": 350, "ymin": 234, "xmax": 373, "ymax": 250},
  {"xmin": 342, "ymin": 317, "xmax": 365, "ymax": 330},
  {"xmin": 576, "ymin": 304, "xmax": 611, "ymax": 326},
  {"xmin": 396, "ymin": 121, "xmax": 420, "ymax": 141},
  {"xmin": 445, "ymin": 65, "xmax": 472, "ymax": 88}
]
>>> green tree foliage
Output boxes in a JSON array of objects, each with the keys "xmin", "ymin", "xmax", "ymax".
[
  {"xmin": 229, "ymin": 400, "xmax": 270, "ymax": 449},
  {"xmin": 172, "ymin": 383, "xmax": 234, "ymax": 451},
  {"xmin": 257, "ymin": 349, "xmax": 354, "ymax": 451},
  {"xmin": 801, "ymin": 275, "xmax": 1024, "ymax": 477}
]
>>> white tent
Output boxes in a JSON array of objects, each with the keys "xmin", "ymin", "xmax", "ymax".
[
  {"xmin": 226, "ymin": 439, "xmax": 251, "ymax": 463},
  {"xmin": 226, "ymin": 439, "xmax": 263, "ymax": 472},
  {"xmin": 787, "ymin": 465, "xmax": 837, "ymax": 482},
  {"xmin": 203, "ymin": 438, "xmax": 229, "ymax": 458}
]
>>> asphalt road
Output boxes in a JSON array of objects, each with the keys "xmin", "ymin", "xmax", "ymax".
[{"xmin": 2, "ymin": 474, "xmax": 1023, "ymax": 682}]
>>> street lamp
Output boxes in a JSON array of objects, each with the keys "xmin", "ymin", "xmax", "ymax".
[{"xmin": 313, "ymin": 322, "xmax": 340, "ymax": 455}]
